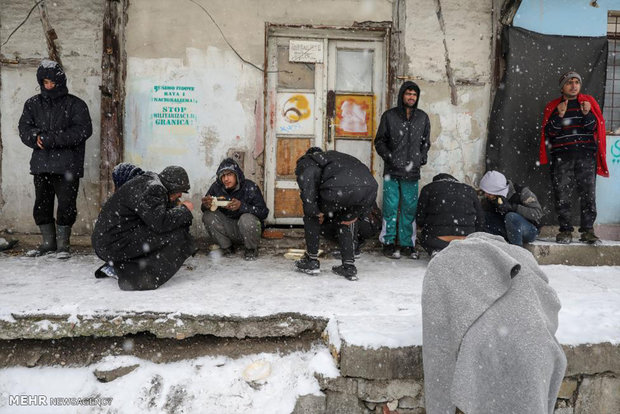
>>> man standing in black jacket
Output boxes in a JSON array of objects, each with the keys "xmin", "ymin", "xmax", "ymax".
[
  {"xmin": 201, "ymin": 158, "xmax": 269, "ymax": 260},
  {"xmin": 92, "ymin": 166, "xmax": 196, "ymax": 291},
  {"xmin": 294, "ymin": 148, "xmax": 378, "ymax": 280},
  {"xmin": 374, "ymin": 81, "xmax": 431, "ymax": 259},
  {"xmin": 19, "ymin": 59, "xmax": 92, "ymax": 259},
  {"xmin": 416, "ymin": 174, "xmax": 484, "ymax": 256}
]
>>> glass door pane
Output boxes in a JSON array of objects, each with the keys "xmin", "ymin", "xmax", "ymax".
[{"xmin": 336, "ymin": 49, "xmax": 374, "ymax": 92}]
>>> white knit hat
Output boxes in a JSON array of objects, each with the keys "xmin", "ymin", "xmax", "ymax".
[{"xmin": 479, "ymin": 171, "xmax": 509, "ymax": 197}]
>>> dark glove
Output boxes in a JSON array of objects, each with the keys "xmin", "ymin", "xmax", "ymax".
[
  {"xmin": 421, "ymin": 155, "xmax": 427, "ymax": 166},
  {"xmin": 494, "ymin": 196, "xmax": 515, "ymax": 215}
]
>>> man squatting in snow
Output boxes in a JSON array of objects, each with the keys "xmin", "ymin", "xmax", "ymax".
[
  {"xmin": 294, "ymin": 148, "xmax": 378, "ymax": 281},
  {"xmin": 479, "ymin": 170, "xmax": 543, "ymax": 247},
  {"xmin": 415, "ymin": 173, "xmax": 485, "ymax": 256},
  {"xmin": 540, "ymin": 71, "xmax": 608, "ymax": 245},
  {"xmin": 92, "ymin": 165, "xmax": 196, "ymax": 291},
  {"xmin": 19, "ymin": 59, "xmax": 93, "ymax": 259},
  {"xmin": 201, "ymin": 158, "xmax": 269, "ymax": 261}
]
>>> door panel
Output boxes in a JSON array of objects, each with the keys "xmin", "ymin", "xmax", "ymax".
[
  {"xmin": 277, "ymin": 46, "xmax": 315, "ymax": 89},
  {"xmin": 334, "ymin": 94, "xmax": 375, "ymax": 137},
  {"xmin": 274, "ymin": 188, "xmax": 304, "ymax": 218},
  {"xmin": 276, "ymin": 138, "xmax": 312, "ymax": 177},
  {"xmin": 335, "ymin": 49, "xmax": 374, "ymax": 92},
  {"xmin": 335, "ymin": 139, "xmax": 372, "ymax": 167}
]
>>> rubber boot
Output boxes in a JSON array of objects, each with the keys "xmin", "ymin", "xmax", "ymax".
[
  {"xmin": 25, "ymin": 223, "xmax": 57, "ymax": 257},
  {"xmin": 56, "ymin": 225, "xmax": 72, "ymax": 260}
]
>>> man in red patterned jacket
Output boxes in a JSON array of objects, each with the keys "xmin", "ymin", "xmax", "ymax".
[{"xmin": 540, "ymin": 71, "xmax": 608, "ymax": 244}]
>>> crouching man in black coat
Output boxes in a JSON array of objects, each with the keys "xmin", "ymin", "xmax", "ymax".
[
  {"xmin": 19, "ymin": 59, "xmax": 93, "ymax": 259},
  {"xmin": 416, "ymin": 173, "xmax": 485, "ymax": 256},
  {"xmin": 295, "ymin": 148, "xmax": 378, "ymax": 280},
  {"xmin": 201, "ymin": 158, "xmax": 269, "ymax": 261},
  {"xmin": 92, "ymin": 166, "xmax": 196, "ymax": 291}
]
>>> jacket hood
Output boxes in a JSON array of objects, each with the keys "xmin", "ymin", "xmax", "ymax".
[
  {"xmin": 112, "ymin": 163, "xmax": 144, "ymax": 190},
  {"xmin": 216, "ymin": 158, "xmax": 245, "ymax": 191},
  {"xmin": 37, "ymin": 59, "xmax": 68, "ymax": 99},
  {"xmin": 432, "ymin": 173, "xmax": 457, "ymax": 182},
  {"xmin": 397, "ymin": 81, "xmax": 420, "ymax": 113},
  {"xmin": 479, "ymin": 170, "xmax": 508, "ymax": 197},
  {"xmin": 159, "ymin": 165, "xmax": 190, "ymax": 193}
]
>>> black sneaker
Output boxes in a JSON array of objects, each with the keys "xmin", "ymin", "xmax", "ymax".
[
  {"xmin": 382, "ymin": 243, "xmax": 400, "ymax": 259},
  {"xmin": 294, "ymin": 253, "xmax": 320, "ymax": 275},
  {"xmin": 222, "ymin": 245, "xmax": 237, "ymax": 257},
  {"xmin": 579, "ymin": 229, "xmax": 601, "ymax": 244},
  {"xmin": 400, "ymin": 246, "xmax": 419, "ymax": 260},
  {"xmin": 244, "ymin": 248, "xmax": 258, "ymax": 261},
  {"xmin": 332, "ymin": 264, "xmax": 358, "ymax": 281},
  {"xmin": 95, "ymin": 264, "xmax": 118, "ymax": 279},
  {"xmin": 25, "ymin": 244, "xmax": 57, "ymax": 257},
  {"xmin": 556, "ymin": 231, "xmax": 572, "ymax": 244}
]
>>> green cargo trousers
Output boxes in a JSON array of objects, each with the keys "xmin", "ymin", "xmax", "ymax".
[{"xmin": 380, "ymin": 178, "xmax": 418, "ymax": 247}]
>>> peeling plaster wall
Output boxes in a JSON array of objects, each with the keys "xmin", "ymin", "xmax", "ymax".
[
  {"xmin": 124, "ymin": 0, "xmax": 392, "ymax": 232},
  {"xmin": 403, "ymin": 0, "xmax": 493, "ymax": 187},
  {"xmin": 0, "ymin": 0, "xmax": 103, "ymax": 234}
]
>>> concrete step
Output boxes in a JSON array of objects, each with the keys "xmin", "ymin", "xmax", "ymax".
[
  {"xmin": 4, "ymin": 229, "xmax": 620, "ymax": 265},
  {"xmin": 525, "ymin": 238, "xmax": 620, "ymax": 265}
]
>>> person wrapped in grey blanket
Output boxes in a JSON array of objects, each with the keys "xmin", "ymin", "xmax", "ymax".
[{"xmin": 422, "ymin": 232, "xmax": 566, "ymax": 414}]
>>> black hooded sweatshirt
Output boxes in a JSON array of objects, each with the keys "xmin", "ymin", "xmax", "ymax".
[
  {"xmin": 18, "ymin": 60, "xmax": 93, "ymax": 178},
  {"xmin": 374, "ymin": 81, "xmax": 431, "ymax": 181},
  {"xmin": 416, "ymin": 173, "xmax": 485, "ymax": 238},
  {"xmin": 202, "ymin": 158, "xmax": 269, "ymax": 222},
  {"xmin": 295, "ymin": 150, "xmax": 378, "ymax": 220},
  {"xmin": 92, "ymin": 169, "xmax": 194, "ymax": 262}
]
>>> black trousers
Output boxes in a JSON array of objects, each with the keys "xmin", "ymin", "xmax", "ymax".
[
  {"xmin": 304, "ymin": 214, "xmax": 358, "ymax": 264},
  {"xmin": 550, "ymin": 153, "xmax": 597, "ymax": 232},
  {"xmin": 418, "ymin": 233, "xmax": 449, "ymax": 255},
  {"xmin": 33, "ymin": 173, "xmax": 80, "ymax": 226},
  {"xmin": 106, "ymin": 227, "xmax": 195, "ymax": 291},
  {"xmin": 321, "ymin": 215, "xmax": 378, "ymax": 244}
]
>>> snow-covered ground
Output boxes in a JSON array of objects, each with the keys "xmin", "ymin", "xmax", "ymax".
[
  {"xmin": 0, "ymin": 347, "xmax": 338, "ymax": 414},
  {"xmin": 0, "ymin": 251, "xmax": 618, "ymax": 346},
  {"xmin": 0, "ymin": 250, "xmax": 619, "ymax": 413}
]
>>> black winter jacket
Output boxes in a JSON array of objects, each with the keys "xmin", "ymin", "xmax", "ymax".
[
  {"xmin": 92, "ymin": 172, "xmax": 194, "ymax": 261},
  {"xmin": 201, "ymin": 158, "xmax": 269, "ymax": 222},
  {"xmin": 374, "ymin": 81, "xmax": 430, "ymax": 181},
  {"xmin": 482, "ymin": 181, "xmax": 544, "ymax": 226},
  {"xmin": 18, "ymin": 60, "xmax": 92, "ymax": 178},
  {"xmin": 295, "ymin": 150, "xmax": 378, "ymax": 220},
  {"xmin": 416, "ymin": 174, "xmax": 484, "ymax": 238}
]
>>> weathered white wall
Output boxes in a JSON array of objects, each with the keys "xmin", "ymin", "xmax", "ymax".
[
  {"xmin": 124, "ymin": 0, "xmax": 392, "ymax": 231},
  {"xmin": 0, "ymin": 0, "xmax": 103, "ymax": 233},
  {"xmin": 1, "ymin": 0, "xmax": 496, "ymax": 234},
  {"xmin": 403, "ymin": 0, "xmax": 493, "ymax": 187}
]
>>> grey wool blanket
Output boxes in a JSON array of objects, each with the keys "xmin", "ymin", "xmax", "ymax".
[{"xmin": 422, "ymin": 232, "xmax": 566, "ymax": 414}]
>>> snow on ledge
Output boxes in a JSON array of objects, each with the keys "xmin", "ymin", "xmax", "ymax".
[{"xmin": 0, "ymin": 253, "xmax": 618, "ymax": 348}]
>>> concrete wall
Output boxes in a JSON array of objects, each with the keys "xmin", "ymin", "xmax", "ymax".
[
  {"xmin": 0, "ymin": 0, "xmax": 103, "ymax": 234},
  {"xmin": 402, "ymin": 0, "xmax": 494, "ymax": 188},
  {"xmin": 0, "ymin": 0, "xmax": 499, "ymax": 233},
  {"xmin": 123, "ymin": 0, "xmax": 392, "ymax": 232}
]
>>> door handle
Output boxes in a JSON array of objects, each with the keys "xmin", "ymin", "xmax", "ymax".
[{"xmin": 326, "ymin": 90, "xmax": 336, "ymax": 145}]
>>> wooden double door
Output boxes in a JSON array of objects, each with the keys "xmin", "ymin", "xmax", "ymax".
[{"xmin": 264, "ymin": 27, "xmax": 388, "ymax": 224}]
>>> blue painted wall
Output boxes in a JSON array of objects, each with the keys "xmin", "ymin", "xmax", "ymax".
[{"xmin": 514, "ymin": 0, "xmax": 620, "ymax": 36}]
